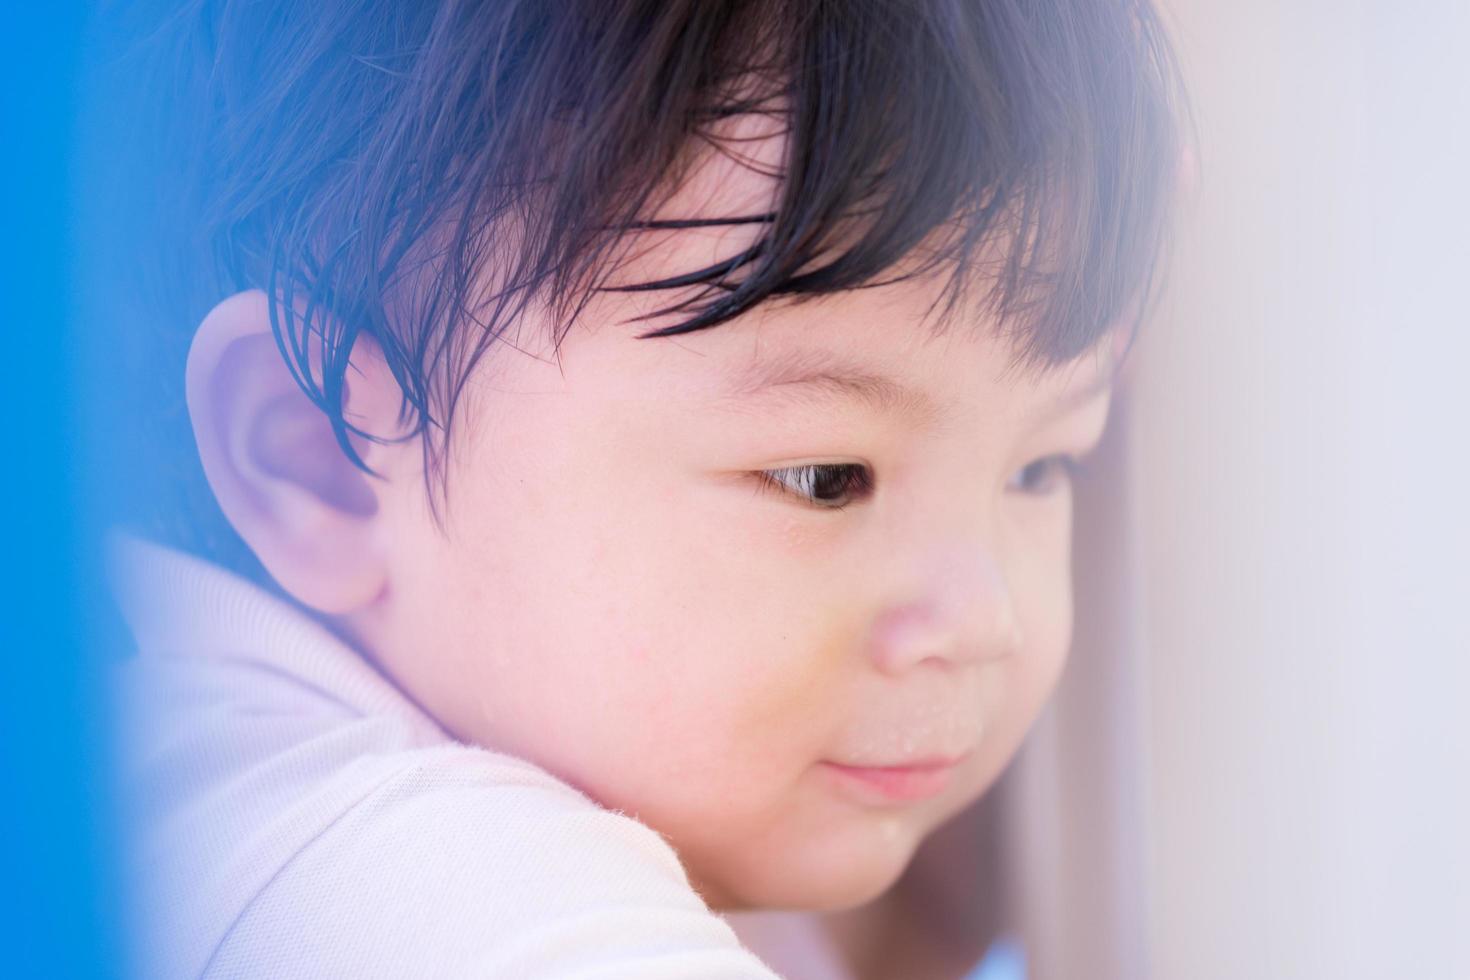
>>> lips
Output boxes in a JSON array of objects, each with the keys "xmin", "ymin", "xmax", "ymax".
[{"xmin": 820, "ymin": 755, "xmax": 966, "ymax": 804}]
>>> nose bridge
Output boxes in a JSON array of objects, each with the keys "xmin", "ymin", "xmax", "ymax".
[{"xmin": 869, "ymin": 529, "xmax": 1023, "ymax": 674}]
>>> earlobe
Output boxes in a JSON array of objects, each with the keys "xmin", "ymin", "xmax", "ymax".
[{"xmin": 185, "ymin": 290, "xmax": 399, "ymax": 615}]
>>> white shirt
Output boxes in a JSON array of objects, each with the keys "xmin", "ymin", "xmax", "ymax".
[{"xmin": 107, "ymin": 533, "xmax": 783, "ymax": 979}]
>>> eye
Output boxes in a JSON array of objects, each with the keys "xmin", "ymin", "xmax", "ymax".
[
  {"xmin": 755, "ymin": 463, "xmax": 874, "ymax": 510},
  {"xmin": 1007, "ymin": 455, "xmax": 1081, "ymax": 497}
]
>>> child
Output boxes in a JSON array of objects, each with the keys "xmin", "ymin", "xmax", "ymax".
[{"xmin": 103, "ymin": 0, "xmax": 1179, "ymax": 976}]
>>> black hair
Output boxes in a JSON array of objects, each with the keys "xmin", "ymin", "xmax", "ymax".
[{"xmin": 92, "ymin": 0, "xmax": 1181, "ymax": 573}]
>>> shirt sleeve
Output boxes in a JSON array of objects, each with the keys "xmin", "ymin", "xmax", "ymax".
[{"xmin": 203, "ymin": 747, "xmax": 785, "ymax": 979}]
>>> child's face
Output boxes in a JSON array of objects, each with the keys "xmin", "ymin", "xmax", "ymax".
[{"xmin": 350, "ymin": 133, "xmax": 1114, "ymax": 912}]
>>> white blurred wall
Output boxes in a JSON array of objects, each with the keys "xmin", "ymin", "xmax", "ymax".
[{"xmin": 1011, "ymin": 2, "xmax": 1470, "ymax": 978}]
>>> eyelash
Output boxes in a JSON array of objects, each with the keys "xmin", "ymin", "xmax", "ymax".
[
  {"xmin": 754, "ymin": 464, "xmax": 873, "ymax": 511},
  {"xmin": 754, "ymin": 455, "xmax": 1082, "ymax": 510}
]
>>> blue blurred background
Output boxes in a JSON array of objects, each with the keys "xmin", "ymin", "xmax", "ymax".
[{"xmin": 0, "ymin": 6, "xmax": 120, "ymax": 977}]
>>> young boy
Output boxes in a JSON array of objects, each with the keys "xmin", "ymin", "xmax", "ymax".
[{"xmin": 104, "ymin": 1, "xmax": 1179, "ymax": 976}]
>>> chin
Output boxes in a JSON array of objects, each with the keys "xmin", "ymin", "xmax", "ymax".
[{"xmin": 700, "ymin": 838, "xmax": 915, "ymax": 913}]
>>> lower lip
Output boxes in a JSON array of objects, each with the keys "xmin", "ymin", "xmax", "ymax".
[{"xmin": 820, "ymin": 760, "xmax": 959, "ymax": 804}]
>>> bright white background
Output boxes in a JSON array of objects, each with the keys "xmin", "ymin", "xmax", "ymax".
[{"xmin": 1008, "ymin": 1, "xmax": 1470, "ymax": 978}]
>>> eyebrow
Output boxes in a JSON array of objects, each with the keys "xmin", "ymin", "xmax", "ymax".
[
  {"xmin": 724, "ymin": 349, "xmax": 943, "ymax": 424},
  {"xmin": 721, "ymin": 348, "xmax": 1113, "ymax": 427}
]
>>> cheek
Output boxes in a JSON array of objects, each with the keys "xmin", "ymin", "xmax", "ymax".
[
  {"xmin": 970, "ymin": 518, "xmax": 1076, "ymax": 765},
  {"xmin": 1008, "ymin": 501, "xmax": 1077, "ymax": 681},
  {"xmin": 1020, "ymin": 553, "xmax": 1075, "ymax": 691},
  {"xmin": 515, "ymin": 595, "xmax": 849, "ymax": 835},
  {"xmin": 425, "ymin": 445, "xmax": 846, "ymax": 810}
]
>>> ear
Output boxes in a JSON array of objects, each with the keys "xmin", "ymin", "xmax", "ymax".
[{"xmin": 185, "ymin": 289, "xmax": 405, "ymax": 614}]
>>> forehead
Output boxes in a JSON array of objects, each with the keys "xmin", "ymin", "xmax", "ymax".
[
  {"xmin": 558, "ymin": 261, "xmax": 1114, "ymax": 439},
  {"xmin": 700, "ymin": 287, "xmax": 1112, "ymax": 424},
  {"xmin": 719, "ymin": 334, "xmax": 1115, "ymax": 431},
  {"xmin": 559, "ymin": 111, "xmax": 1115, "ymax": 418}
]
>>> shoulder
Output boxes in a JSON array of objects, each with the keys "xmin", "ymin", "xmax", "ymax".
[
  {"xmin": 127, "ymin": 703, "xmax": 779, "ymax": 979},
  {"xmin": 208, "ymin": 743, "xmax": 782, "ymax": 979}
]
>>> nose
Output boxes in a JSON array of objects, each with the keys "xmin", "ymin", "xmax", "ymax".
[{"xmin": 867, "ymin": 546, "xmax": 1022, "ymax": 675}]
